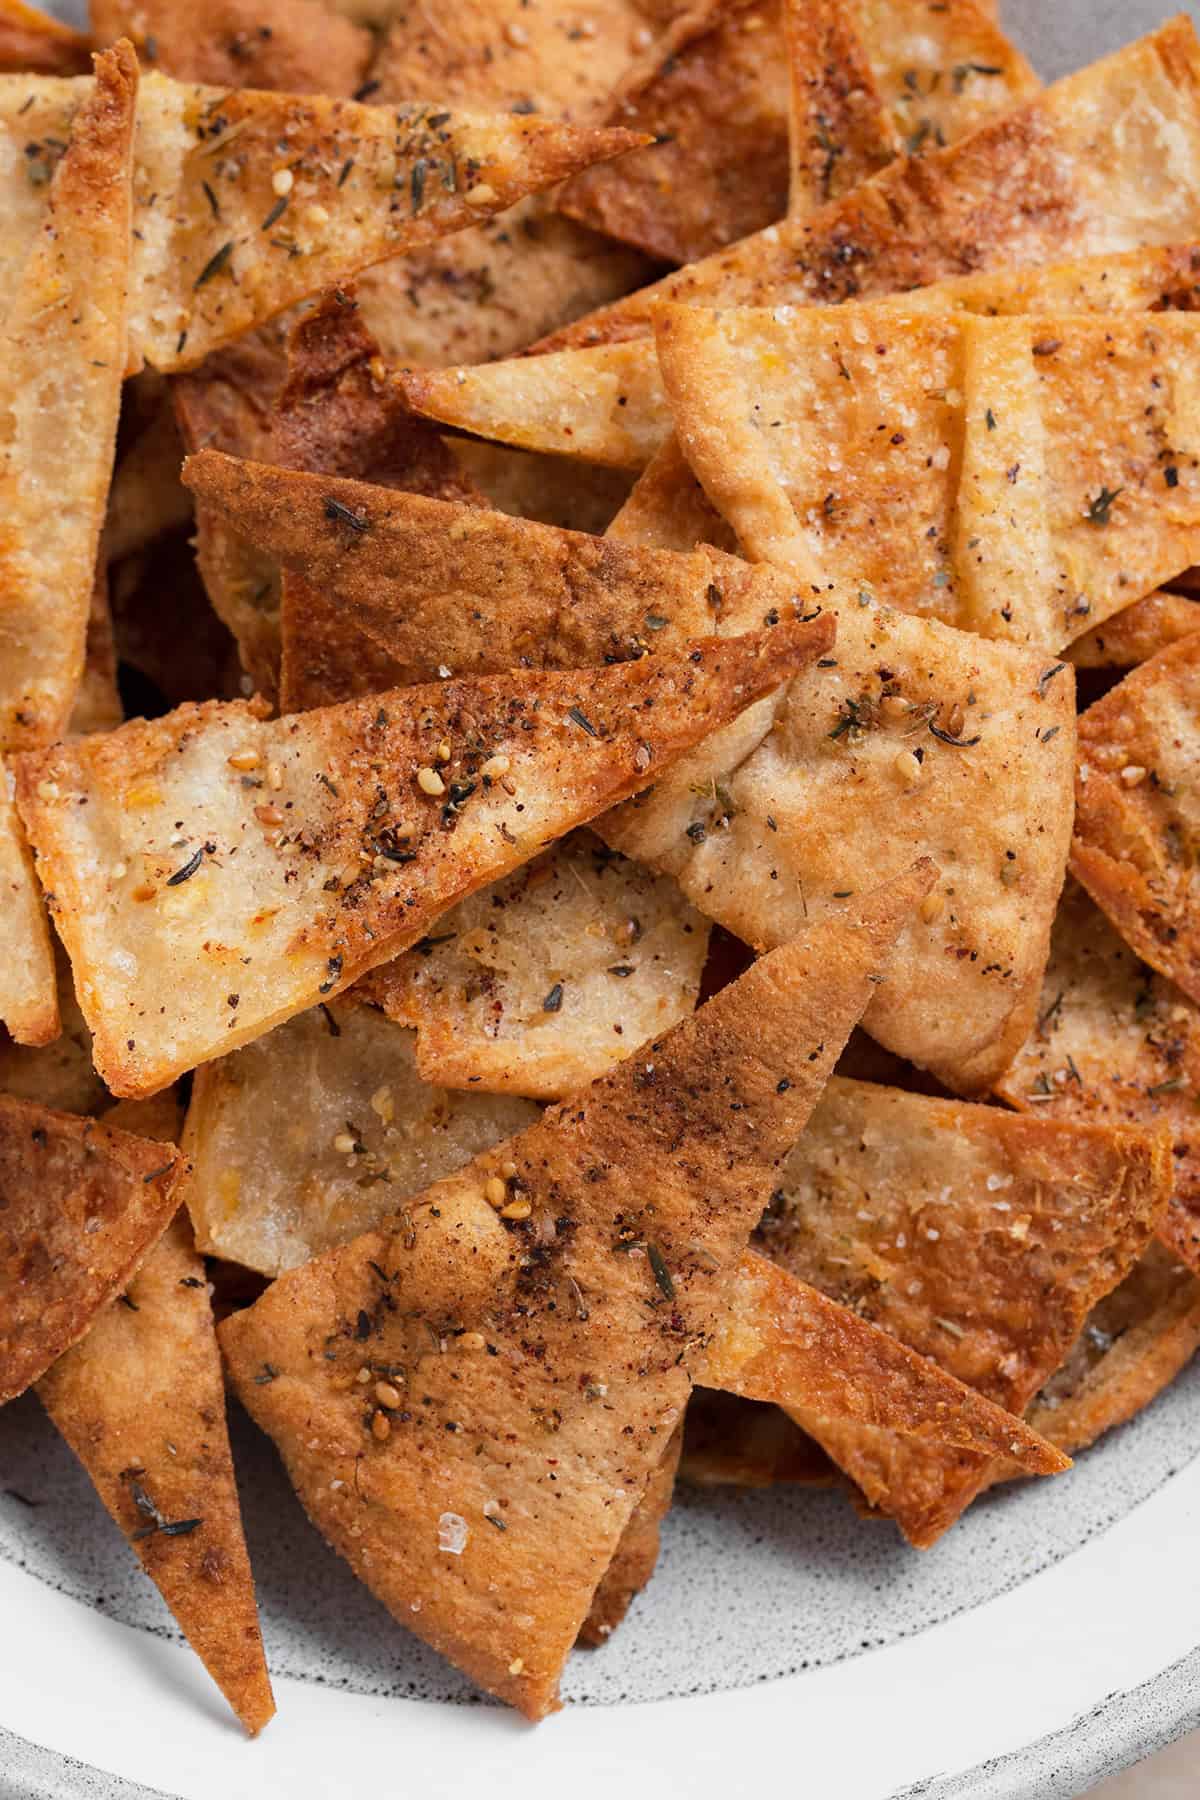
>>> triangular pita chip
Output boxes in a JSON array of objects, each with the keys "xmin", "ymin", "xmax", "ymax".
[
  {"xmin": 15, "ymin": 618, "xmax": 828, "ymax": 1096},
  {"xmin": 185, "ymin": 451, "xmax": 1076, "ymax": 1092},
  {"xmin": 0, "ymin": 0, "xmax": 91, "ymax": 74},
  {"xmin": 37, "ymin": 1208, "xmax": 275, "ymax": 1734},
  {"xmin": 996, "ymin": 880, "xmax": 1200, "ymax": 1274},
  {"xmin": 0, "ymin": 42, "xmax": 135, "ymax": 752},
  {"xmin": 657, "ymin": 303, "xmax": 1200, "ymax": 650},
  {"xmin": 0, "ymin": 937, "xmax": 107, "ymax": 1115},
  {"xmin": 92, "ymin": 0, "xmax": 371, "ymax": 95},
  {"xmin": 578, "ymin": 1424, "xmax": 682, "ymax": 1646},
  {"xmin": 1068, "ymin": 588, "xmax": 1200, "ymax": 670},
  {"xmin": 356, "ymin": 833, "xmax": 709, "ymax": 1097},
  {"xmin": 681, "ymin": 1389, "xmax": 834, "ymax": 1489},
  {"xmin": 220, "ymin": 873, "xmax": 948, "ymax": 1715},
  {"xmin": 181, "ymin": 997, "xmax": 538, "ymax": 1274},
  {"xmin": 395, "ymin": 242, "xmax": 1200, "ymax": 472},
  {"xmin": 741, "ymin": 1077, "xmax": 1169, "ymax": 1541},
  {"xmin": 0, "ymin": 758, "xmax": 57, "ymax": 1046},
  {"xmin": 0, "ymin": 1095, "xmax": 181, "ymax": 1403},
  {"xmin": 537, "ymin": 19, "xmax": 1200, "ymax": 353},
  {"xmin": 690, "ymin": 1248, "xmax": 1067, "ymax": 1548},
  {"xmin": 102, "ymin": 397, "xmax": 191, "ymax": 567},
  {"xmin": 1072, "ymin": 634, "xmax": 1200, "ymax": 1011}
]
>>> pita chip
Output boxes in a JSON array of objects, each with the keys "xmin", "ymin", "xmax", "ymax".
[
  {"xmin": 0, "ymin": 0, "xmax": 91, "ymax": 74},
  {"xmin": 37, "ymin": 1208, "xmax": 275, "ymax": 1734},
  {"xmin": 656, "ymin": 303, "xmax": 1200, "ymax": 650},
  {"xmin": 690, "ymin": 1248, "xmax": 1068, "ymax": 1548},
  {"xmin": 15, "ymin": 619, "xmax": 827, "ymax": 1096},
  {"xmin": 0, "ymin": 43, "xmax": 135, "ymax": 753},
  {"xmin": 92, "ymin": 0, "xmax": 371, "ymax": 95},
  {"xmin": 0, "ymin": 1095, "xmax": 181, "ymax": 1404},
  {"xmin": 538, "ymin": 18, "xmax": 1200, "ymax": 354},
  {"xmin": 181, "ymin": 999, "xmax": 538, "ymax": 1275},
  {"xmin": 0, "ymin": 938, "xmax": 108, "ymax": 1116},
  {"xmin": 0, "ymin": 758, "xmax": 57, "ymax": 1047},
  {"xmin": 578, "ymin": 1424, "xmax": 682, "ymax": 1646},
  {"xmin": 357, "ymin": 834, "xmax": 709, "ymax": 1098},
  {"xmin": 103, "ymin": 399, "xmax": 192, "ymax": 566},
  {"xmin": 1068, "ymin": 590, "xmax": 1200, "ymax": 671},
  {"xmin": 996, "ymin": 881, "xmax": 1200, "ymax": 1274},
  {"xmin": 1073, "ymin": 632, "xmax": 1200, "ymax": 1003},
  {"xmin": 740, "ymin": 1078, "xmax": 1169, "ymax": 1541},
  {"xmin": 220, "ymin": 869, "xmax": 983, "ymax": 1716},
  {"xmin": 680, "ymin": 1389, "xmax": 833, "ymax": 1489}
]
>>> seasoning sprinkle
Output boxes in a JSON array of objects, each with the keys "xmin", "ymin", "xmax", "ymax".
[
  {"xmin": 260, "ymin": 193, "xmax": 290, "ymax": 232},
  {"xmin": 543, "ymin": 982, "xmax": 563, "ymax": 1012},
  {"xmin": 567, "ymin": 705, "xmax": 598, "ymax": 737},
  {"xmin": 1085, "ymin": 485, "xmax": 1123, "ymax": 526},
  {"xmin": 318, "ymin": 955, "xmax": 343, "ymax": 995},
  {"xmin": 324, "ymin": 496, "xmax": 369, "ymax": 533},
  {"xmin": 929, "ymin": 723, "xmax": 982, "ymax": 748},
  {"xmin": 166, "ymin": 845, "xmax": 204, "ymax": 886},
  {"xmin": 647, "ymin": 1242, "xmax": 675, "ymax": 1300},
  {"xmin": 193, "ymin": 240, "xmax": 234, "ymax": 289}
]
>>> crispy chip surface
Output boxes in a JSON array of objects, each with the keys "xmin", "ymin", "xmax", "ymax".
[
  {"xmin": 220, "ymin": 876, "xmax": 928, "ymax": 1716},
  {"xmin": 16, "ymin": 623, "xmax": 822, "ymax": 1095},
  {"xmin": 578, "ymin": 1424, "xmax": 681, "ymax": 1645},
  {"xmin": 92, "ymin": 0, "xmax": 370, "ymax": 94},
  {"xmin": 0, "ymin": 1095, "xmax": 181, "ymax": 1403},
  {"xmin": 680, "ymin": 1389, "xmax": 834, "ymax": 1489},
  {"xmin": 182, "ymin": 999, "xmax": 538, "ymax": 1273},
  {"xmin": 37, "ymin": 1209, "xmax": 275, "ymax": 1734},
  {"xmin": 0, "ymin": 757, "xmax": 57, "ymax": 1046},
  {"xmin": 357, "ymin": 833, "xmax": 709, "ymax": 1097},
  {"xmin": 1068, "ymin": 588, "xmax": 1200, "ymax": 670}
]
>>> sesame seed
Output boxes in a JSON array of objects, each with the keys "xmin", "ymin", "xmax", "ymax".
[
  {"xmin": 482, "ymin": 753, "xmax": 511, "ymax": 779},
  {"xmin": 457, "ymin": 1331, "xmax": 486, "ymax": 1352},
  {"xmin": 304, "ymin": 202, "xmax": 329, "ymax": 227},
  {"xmin": 272, "ymin": 167, "xmax": 293, "ymax": 195},
  {"xmin": 436, "ymin": 739, "xmax": 452, "ymax": 764},
  {"xmin": 893, "ymin": 749, "xmax": 922, "ymax": 788},
  {"xmin": 919, "ymin": 891, "xmax": 945, "ymax": 924},
  {"xmin": 371, "ymin": 1410, "xmax": 391, "ymax": 1441},
  {"xmin": 879, "ymin": 694, "xmax": 910, "ymax": 721},
  {"xmin": 509, "ymin": 1657, "xmax": 524, "ymax": 1675},
  {"xmin": 1120, "ymin": 764, "xmax": 1147, "ymax": 786},
  {"xmin": 500, "ymin": 1159, "xmax": 519, "ymax": 1179},
  {"xmin": 500, "ymin": 1198, "xmax": 532, "ymax": 1221},
  {"xmin": 254, "ymin": 803, "xmax": 284, "ymax": 827},
  {"xmin": 485, "ymin": 1176, "xmax": 507, "ymax": 1206},
  {"xmin": 111, "ymin": 861, "xmax": 127, "ymax": 880},
  {"xmin": 374, "ymin": 1380, "xmax": 402, "ymax": 1409},
  {"xmin": 465, "ymin": 182, "xmax": 498, "ymax": 206},
  {"xmin": 35, "ymin": 779, "xmax": 59, "ymax": 801},
  {"xmin": 227, "ymin": 748, "xmax": 260, "ymax": 770},
  {"xmin": 416, "ymin": 766, "xmax": 445, "ymax": 796},
  {"xmin": 267, "ymin": 761, "xmax": 283, "ymax": 790},
  {"xmin": 356, "ymin": 1366, "xmax": 372, "ymax": 1384},
  {"xmin": 504, "ymin": 20, "xmax": 529, "ymax": 44},
  {"xmin": 332, "ymin": 1131, "xmax": 356, "ymax": 1155}
]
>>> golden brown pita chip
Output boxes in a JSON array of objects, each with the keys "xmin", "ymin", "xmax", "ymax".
[
  {"xmin": 0, "ymin": 0, "xmax": 91, "ymax": 74},
  {"xmin": 102, "ymin": 399, "xmax": 191, "ymax": 566},
  {"xmin": 181, "ymin": 998, "xmax": 538, "ymax": 1274},
  {"xmin": 0, "ymin": 1096, "xmax": 181, "ymax": 1403},
  {"xmin": 1072, "ymin": 632, "xmax": 1200, "ymax": 1008},
  {"xmin": 92, "ymin": 0, "xmax": 370, "ymax": 94},
  {"xmin": 538, "ymin": 19, "xmax": 1200, "ymax": 354},
  {"xmin": 109, "ymin": 524, "xmax": 244, "ymax": 710},
  {"xmin": 16, "ymin": 620, "xmax": 824, "ymax": 1096},
  {"xmin": 0, "ymin": 44, "xmax": 135, "ymax": 752},
  {"xmin": 681, "ymin": 1389, "xmax": 834, "ymax": 1488},
  {"xmin": 744, "ymin": 1077, "xmax": 1169, "ymax": 1540},
  {"xmin": 578, "ymin": 1422, "xmax": 682, "ymax": 1645},
  {"xmin": 220, "ymin": 870, "xmax": 975, "ymax": 1716},
  {"xmin": 690, "ymin": 1249, "xmax": 1067, "ymax": 1548},
  {"xmin": 68, "ymin": 564, "xmax": 124, "ymax": 738},
  {"xmin": 0, "ymin": 759, "xmax": 57, "ymax": 1047},
  {"xmin": 37, "ymin": 1209, "xmax": 275, "ymax": 1734},
  {"xmin": 1068, "ymin": 590, "xmax": 1200, "ymax": 671},
  {"xmin": 996, "ymin": 881, "xmax": 1200, "ymax": 1274},
  {"xmin": 607, "ymin": 432, "xmax": 734, "ymax": 549},
  {"xmin": 188, "ymin": 452, "xmax": 1075, "ymax": 1092},
  {"xmin": 0, "ymin": 938, "xmax": 107, "ymax": 1115},
  {"xmin": 357, "ymin": 833, "xmax": 709, "ymax": 1097},
  {"xmin": 656, "ymin": 303, "xmax": 1200, "ymax": 650},
  {"xmin": 396, "ymin": 242, "xmax": 1200, "ymax": 473},
  {"xmin": 451, "ymin": 440, "xmax": 635, "ymax": 536}
]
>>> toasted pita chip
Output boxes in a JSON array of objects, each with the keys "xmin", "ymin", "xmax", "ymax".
[
  {"xmin": 397, "ymin": 242, "xmax": 1200, "ymax": 472},
  {"xmin": 102, "ymin": 399, "xmax": 191, "ymax": 566},
  {"xmin": 1023, "ymin": 1242, "xmax": 1200, "ymax": 1459},
  {"xmin": 1072, "ymin": 632, "xmax": 1200, "ymax": 1008},
  {"xmin": 187, "ymin": 452, "xmax": 1075, "ymax": 1091},
  {"xmin": 220, "ymin": 870, "xmax": 976, "ymax": 1716},
  {"xmin": 680, "ymin": 1389, "xmax": 834, "ymax": 1488},
  {"xmin": 0, "ymin": 44, "xmax": 134, "ymax": 752},
  {"xmin": 67, "ymin": 563, "xmax": 124, "ymax": 737},
  {"xmin": 451, "ymin": 440, "xmax": 634, "ymax": 536},
  {"xmin": 0, "ymin": 938, "xmax": 107, "ymax": 1115},
  {"xmin": 109, "ymin": 525, "xmax": 244, "ymax": 710},
  {"xmin": 357, "ymin": 833, "xmax": 709, "ymax": 1097},
  {"xmin": 690, "ymin": 1249, "xmax": 1067, "ymax": 1549},
  {"xmin": 16, "ymin": 620, "xmax": 825, "ymax": 1096},
  {"xmin": 744, "ymin": 1077, "xmax": 1169, "ymax": 1540},
  {"xmin": 578, "ymin": 1423, "xmax": 682, "ymax": 1645},
  {"xmin": 0, "ymin": 759, "xmax": 57, "ymax": 1047},
  {"xmin": 181, "ymin": 999, "xmax": 538, "ymax": 1273},
  {"xmin": 1068, "ymin": 588, "xmax": 1200, "ymax": 671},
  {"xmin": 537, "ymin": 19, "xmax": 1200, "ymax": 354},
  {"xmin": 656, "ymin": 304, "xmax": 1200, "ymax": 650},
  {"xmin": 37, "ymin": 1209, "xmax": 274, "ymax": 1734},
  {"xmin": 0, "ymin": 0, "xmax": 91, "ymax": 73},
  {"xmin": 995, "ymin": 881, "xmax": 1200, "ymax": 1273},
  {"xmin": 92, "ymin": 0, "xmax": 370, "ymax": 94},
  {"xmin": 607, "ymin": 432, "xmax": 735, "ymax": 549},
  {"xmin": 0, "ymin": 1096, "xmax": 181, "ymax": 1403}
]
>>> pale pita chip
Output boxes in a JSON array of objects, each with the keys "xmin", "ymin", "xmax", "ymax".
[
  {"xmin": 690, "ymin": 1248, "xmax": 1068, "ymax": 1548},
  {"xmin": 748, "ymin": 1076, "xmax": 1169, "ymax": 1539},
  {"xmin": 68, "ymin": 563, "xmax": 124, "ymax": 737},
  {"xmin": 996, "ymin": 880, "xmax": 1200, "ymax": 1274},
  {"xmin": 607, "ymin": 432, "xmax": 735, "ymax": 549},
  {"xmin": 37, "ymin": 1209, "xmax": 275, "ymax": 1735},
  {"xmin": 0, "ymin": 938, "xmax": 107, "ymax": 1115},
  {"xmin": 1072, "ymin": 632, "xmax": 1200, "ymax": 1009},
  {"xmin": 680, "ymin": 1389, "xmax": 833, "ymax": 1489},
  {"xmin": 219, "ymin": 871, "xmax": 961, "ymax": 1717},
  {"xmin": 181, "ymin": 998, "xmax": 538, "ymax": 1274},
  {"xmin": 15, "ymin": 620, "xmax": 825, "ymax": 1096},
  {"xmin": 187, "ymin": 452, "xmax": 1076, "ymax": 1092},
  {"xmin": 0, "ymin": 757, "xmax": 57, "ymax": 1046},
  {"xmin": 0, "ymin": 43, "xmax": 135, "ymax": 752},
  {"xmin": 579, "ymin": 1424, "xmax": 681, "ymax": 1645},
  {"xmin": 656, "ymin": 303, "xmax": 1200, "ymax": 650},
  {"xmin": 357, "ymin": 833, "xmax": 709, "ymax": 1097},
  {"xmin": 1068, "ymin": 590, "xmax": 1200, "ymax": 670},
  {"xmin": 92, "ymin": 0, "xmax": 371, "ymax": 95},
  {"xmin": 0, "ymin": 0, "xmax": 91, "ymax": 74},
  {"xmin": 0, "ymin": 1095, "xmax": 181, "ymax": 1404},
  {"xmin": 395, "ymin": 242, "xmax": 1200, "ymax": 473},
  {"xmin": 537, "ymin": 19, "xmax": 1200, "ymax": 353}
]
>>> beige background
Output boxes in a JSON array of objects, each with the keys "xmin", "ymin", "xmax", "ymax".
[{"xmin": 1095, "ymin": 1732, "xmax": 1196, "ymax": 1795}]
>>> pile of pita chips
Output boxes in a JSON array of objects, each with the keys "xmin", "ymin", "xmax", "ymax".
[{"xmin": 92, "ymin": 0, "xmax": 372, "ymax": 95}]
